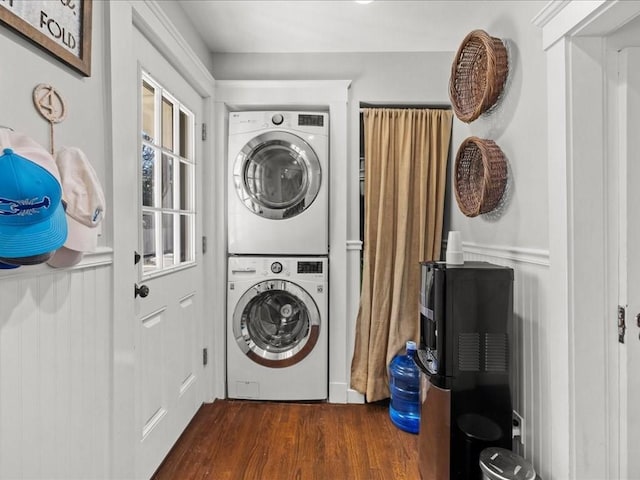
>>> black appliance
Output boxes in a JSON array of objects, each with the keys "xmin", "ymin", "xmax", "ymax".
[{"xmin": 416, "ymin": 261, "xmax": 514, "ymax": 480}]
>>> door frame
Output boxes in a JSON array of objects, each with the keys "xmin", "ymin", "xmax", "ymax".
[
  {"xmin": 107, "ymin": 2, "xmax": 216, "ymax": 478},
  {"xmin": 534, "ymin": 1, "xmax": 640, "ymax": 478}
]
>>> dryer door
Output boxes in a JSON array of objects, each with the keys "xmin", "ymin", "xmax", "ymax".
[
  {"xmin": 232, "ymin": 131, "xmax": 322, "ymax": 219},
  {"xmin": 233, "ymin": 280, "xmax": 320, "ymax": 368}
]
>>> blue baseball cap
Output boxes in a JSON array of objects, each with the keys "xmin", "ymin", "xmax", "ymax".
[{"xmin": 0, "ymin": 147, "xmax": 67, "ymax": 257}]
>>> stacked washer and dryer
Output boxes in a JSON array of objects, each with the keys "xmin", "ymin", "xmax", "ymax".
[{"xmin": 226, "ymin": 111, "xmax": 330, "ymax": 401}]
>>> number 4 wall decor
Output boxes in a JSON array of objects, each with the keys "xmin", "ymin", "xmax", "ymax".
[{"xmin": 0, "ymin": 0, "xmax": 92, "ymax": 77}]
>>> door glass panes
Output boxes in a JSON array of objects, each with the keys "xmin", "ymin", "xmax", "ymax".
[
  {"xmin": 179, "ymin": 161, "xmax": 192, "ymax": 210},
  {"xmin": 179, "ymin": 110, "xmax": 190, "ymax": 158},
  {"xmin": 180, "ymin": 214, "xmax": 192, "ymax": 262},
  {"xmin": 141, "ymin": 140, "xmax": 155, "ymax": 207},
  {"xmin": 162, "ymin": 213, "xmax": 174, "ymax": 267},
  {"xmin": 140, "ymin": 72, "xmax": 196, "ymax": 276},
  {"xmin": 162, "ymin": 98, "xmax": 174, "ymax": 150},
  {"xmin": 142, "ymin": 81, "xmax": 155, "ymax": 141},
  {"xmin": 161, "ymin": 154, "xmax": 174, "ymax": 209},
  {"xmin": 142, "ymin": 212, "xmax": 157, "ymax": 269}
]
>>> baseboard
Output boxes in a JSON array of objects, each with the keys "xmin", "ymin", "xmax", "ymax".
[
  {"xmin": 329, "ymin": 382, "xmax": 347, "ymax": 404},
  {"xmin": 347, "ymin": 389, "xmax": 365, "ymax": 404}
]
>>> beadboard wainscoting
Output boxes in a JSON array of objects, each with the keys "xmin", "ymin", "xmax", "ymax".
[
  {"xmin": 462, "ymin": 241, "xmax": 550, "ymax": 479},
  {"xmin": 0, "ymin": 252, "xmax": 113, "ymax": 480}
]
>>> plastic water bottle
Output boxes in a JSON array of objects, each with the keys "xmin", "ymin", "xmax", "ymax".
[{"xmin": 388, "ymin": 340, "xmax": 420, "ymax": 434}]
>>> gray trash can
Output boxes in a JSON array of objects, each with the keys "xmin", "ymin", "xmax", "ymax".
[{"xmin": 479, "ymin": 447, "xmax": 536, "ymax": 480}]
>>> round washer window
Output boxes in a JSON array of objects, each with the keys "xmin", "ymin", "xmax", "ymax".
[
  {"xmin": 233, "ymin": 131, "xmax": 322, "ymax": 220},
  {"xmin": 233, "ymin": 280, "xmax": 320, "ymax": 368}
]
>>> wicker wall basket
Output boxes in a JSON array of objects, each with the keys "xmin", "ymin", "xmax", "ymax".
[
  {"xmin": 449, "ymin": 30, "xmax": 509, "ymax": 123},
  {"xmin": 454, "ymin": 137, "xmax": 507, "ymax": 217}
]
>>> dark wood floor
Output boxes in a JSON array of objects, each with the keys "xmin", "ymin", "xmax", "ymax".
[{"xmin": 152, "ymin": 399, "xmax": 419, "ymax": 480}]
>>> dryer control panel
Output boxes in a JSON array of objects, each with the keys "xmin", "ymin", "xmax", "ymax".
[
  {"xmin": 297, "ymin": 261, "xmax": 323, "ymax": 274},
  {"xmin": 229, "ymin": 111, "xmax": 329, "ymax": 136}
]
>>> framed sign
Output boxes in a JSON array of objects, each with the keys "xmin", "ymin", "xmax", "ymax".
[{"xmin": 0, "ymin": 0, "xmax": 92, "ymax": 77}]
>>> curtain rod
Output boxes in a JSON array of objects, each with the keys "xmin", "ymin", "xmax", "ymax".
[{"xmin": 359, "ymin": 104, "xmax": 451, "ymax": 112}]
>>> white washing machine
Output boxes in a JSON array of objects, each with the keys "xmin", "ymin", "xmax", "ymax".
[
  {"xmin": 226, "ymin": 256, "xmax": 328, "ymax": 400},
  {"xmin": 227, "ymin": 111, "xmax": 329, "ymax": 255}
]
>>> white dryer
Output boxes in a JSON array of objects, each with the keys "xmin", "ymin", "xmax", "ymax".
[
  {"xmin": 227, "ymin": 111, "xmax": 329, "ymax": 255},
  {"xmin": 227, "ymin": 256, "xmax": 328, "ymax": 400}
]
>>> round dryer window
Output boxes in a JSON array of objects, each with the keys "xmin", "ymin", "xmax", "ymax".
[
  {"xmin": 233, "ymin": 131, "xmax": 322, "ymax": 219},
  {"xmin": 233, "ymin": 280, "xmax": 320, "ymax": 368}
]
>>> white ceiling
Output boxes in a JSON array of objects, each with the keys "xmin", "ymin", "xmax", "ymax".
[{"xmin": 178, "ymin": 0, "xmax": 547, "ymax": 54}]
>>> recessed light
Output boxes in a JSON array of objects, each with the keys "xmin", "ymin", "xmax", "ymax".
[{"xmin": 355, "ymin": 0, "xmax": 374, "ymax": 4}]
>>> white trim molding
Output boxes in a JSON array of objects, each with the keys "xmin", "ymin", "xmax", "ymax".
[
  {"xmin": 135, "ymin": 1, "xmax": 215, "ymax": 95},
  {"xmin": 0, "ymin": 247, "xmax": 113, "ymax": 279},
  {"xmin": 462, "ymin": 242, "xmax": 550, "ymax": 266},
  {"xmin": 346, "ymin": 240, "xmax": 363, "ymax": 251}
]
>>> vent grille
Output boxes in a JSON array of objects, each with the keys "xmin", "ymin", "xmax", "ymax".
[
  {"xmin": 298, "ymin": 114, "xmax": 324, "ymax": 127},
  {"xmin": 458, "ymin": 333, "xmax": 480, "ymax": 371},
  {"xmin": 485, "ymin": 333, "xmax": 508, "ymax": 372}
]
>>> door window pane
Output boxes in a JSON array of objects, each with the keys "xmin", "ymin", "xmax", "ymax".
[
  {"xmin": 141, "ymin": 142, "xmax": 156, "ymax": 207},
  {"xmin": 179, "ymin": 110, "xmax": 190, "ymax": 158},
  {"xmin": 143, "ymin": 211, "xmax": 157, "ymax": 271},
  {"xmin": 162, "ymin": 98, "xmax": 174, "ymax": 150},
  {"xmin": 162, "ymin": 154, "xmax": 174, "ymax": 209},
  {"xmin": 179, "ymin": 161, "xmax": 192, "ymax": 210},
  {"xmin": 180, "ymin": 214, "xmax": 193, "ymax": 263},
  {"xmin": 142, "ymin": 81, "xmax": 155, "ymax": 141},
  {"xmin": 162, "ymin": 213, "xmax": 174, "ymax": 268}
]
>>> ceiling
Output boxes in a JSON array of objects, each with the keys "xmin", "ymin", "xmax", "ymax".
[{"xmin": 178, "ymin": 0, "xmax": 546, "ymax": 54}]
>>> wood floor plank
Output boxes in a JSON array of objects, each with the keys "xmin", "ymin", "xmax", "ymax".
[{"xmin": 152, "ymin": 399, "xmax": 419, "ymax": 480}]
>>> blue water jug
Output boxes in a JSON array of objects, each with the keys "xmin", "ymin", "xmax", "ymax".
[{"xmin": 388, "ymin": 340, "xmax": 420, "ymax": 434}]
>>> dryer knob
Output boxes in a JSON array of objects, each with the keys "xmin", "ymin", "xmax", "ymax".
[{"xmin": 271, "ymin": 113, "xmax": 284, "ymax": 125}]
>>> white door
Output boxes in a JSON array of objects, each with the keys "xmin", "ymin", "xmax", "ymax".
[
  {"xmin": 619, "ymin": 46, "xmax": 640, "ymax": 480},
  {"xmin": 134, "ymin": 27, "xmax": 204, "ymax": 479}
]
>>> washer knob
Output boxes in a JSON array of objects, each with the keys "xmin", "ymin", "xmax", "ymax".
[
  {"xmin": 271, "ymin": 113, "xmax": 284, "ymax": 125},
  {"xmin": 271, "ymin": 261, "xmax": 283, "ymax": 274}
]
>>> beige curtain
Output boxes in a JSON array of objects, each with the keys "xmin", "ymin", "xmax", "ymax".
[{"xmin": 350, "ymin": 107, "xmax": 453, "ymax": 402}]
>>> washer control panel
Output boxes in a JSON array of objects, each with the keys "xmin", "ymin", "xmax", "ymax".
[{"xmin": 228, "ymin": 257, "xmax": 327, "ymax": 281}]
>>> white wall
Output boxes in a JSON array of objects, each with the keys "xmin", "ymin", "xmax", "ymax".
[
  {"xmin": 0, "ymin": 0, "xmax": 109, "ymax": 242},
  {"xmin": 448, "ymin": 2, "xmax": 548, "ymax": 250}
]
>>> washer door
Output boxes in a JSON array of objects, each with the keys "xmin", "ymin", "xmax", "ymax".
[
  {"xmin": 233, "ymin": 280, "xmax": 320, "ymax": 368},
  {"xmin": 233, "ymin": 131, "xmax": 322, "ymax": 219}
]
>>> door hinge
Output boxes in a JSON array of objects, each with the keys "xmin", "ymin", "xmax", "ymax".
[
  {"xmin": 203, "ymin": 347, "xmax": 208, "ymax": 366},
  {"xmin": 618, "ymin": 305, "xmax": 626, "ymax": 343},
  {"xmin": 202, "ymin": 123, "xmax": 207, "ymax": 141},
  {"xmin": 202, "ymin": 236, "xmax": 207, "ymax": 254}
]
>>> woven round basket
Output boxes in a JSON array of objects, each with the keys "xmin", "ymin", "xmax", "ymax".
[
  {"xmin": 454, "ymin": 137, "xmax": 507, "ymax": 217},
  {"xmin": 449, "ymin": 30, "xmax": 509, "ymax": 123}
]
